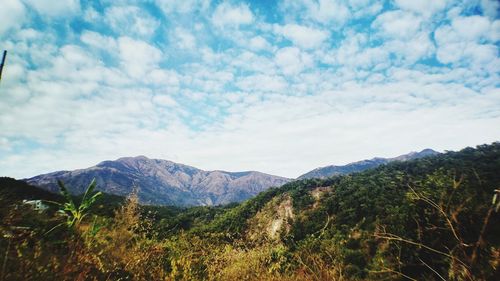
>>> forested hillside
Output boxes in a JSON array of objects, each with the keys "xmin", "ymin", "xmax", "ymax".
[{"xmin": 1, "ymin": 143, "xmax": 499, "ymax": 280}]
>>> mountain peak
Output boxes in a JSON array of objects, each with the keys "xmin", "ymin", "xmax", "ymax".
[
  {"xmin": 125, "ymin": 155, "xmax": 150, "ymax": 160},
  {"xmin": 421, "ymin": 148, "xmax": 439, "ymax": 154},
  {"xmin": 98, "ymin": 156, "xmax": 178, "ymax": 170},
  {"xmin": 392, "ymin": 148, "xmax": 439, "ymax": 161},
  {"xmin": 115, "ymin": 155, "xmax": 153, "ymax": 163}
]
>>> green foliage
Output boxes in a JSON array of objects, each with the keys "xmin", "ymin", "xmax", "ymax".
[{"xmin": 50, "ymin": 178, "xmax": 102, "ymax": 228}]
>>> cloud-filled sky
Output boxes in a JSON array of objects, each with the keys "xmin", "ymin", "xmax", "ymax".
[{"xmin": 0, "ymin": 0, "xmax": 499, "ymax": 179}]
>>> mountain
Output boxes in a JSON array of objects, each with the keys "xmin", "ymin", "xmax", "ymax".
[
  {"xmin": 298, "ymin": 148, "xmax": 439, "ymax": 179},
  {"xmin": 25, "ymin": 156, "xmax": 291, "ymax": 206},
  {"xmin": 24, "ymin": 149, "xmax": 438, "ymax": 206},
  {"xmin": 6, "ymin": 143, "xmax": 500, "ymax": 280}
]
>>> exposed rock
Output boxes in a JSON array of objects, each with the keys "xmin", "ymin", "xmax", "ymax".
[{"xmin": 247, "ymin": 194, "xmax": 294, "ymax": 241}]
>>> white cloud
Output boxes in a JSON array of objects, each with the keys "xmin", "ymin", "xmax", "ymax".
[
  {"xmin": 383, "ymin": 32, "xmax": 435, "ymax": 64},
  {"xmin": 153, "ymin": 94, "xmax": 178, "ymax": 107},
  {"xmin": 155, "ymin": 0, "xmax": 210, "ymax": 14},
  {"xmin": 147, "ymin": 69, "xmax": 180, "ymax": 88},
  {"xmin": 81, "ymin": 31, "xmax": 117, "ymax": 50},
  {"xmin": 236, "ymin": 74, "xmax": 287, "ymax": 92},
  {"xmin": 0, "ymin": 137, "xmax": 11, "ymax": 151},
  {"xmin": 310, "ymin": 0, "xmax": 351, "ymax": 25},
  {"xmin": 372, "ymin": 10, "xmax": 422, "ymax": 39},
  {"xmin": 212, "ymin": 2, "xmax": 254, "ymax": 28},
  {"xmin": 327, "ymin": 33, "xmax": 389, "ymax": 69},
  {"xmin": 280, "ymin": 24, "xmax": 329, "ymax": 49},
  {"xmin": 280, "ymin": 0, "xmax": 351, "ymax": 27},
  {"xmin": 248, "ymin": 36, "xmax": 271, "ymax": 51},
  {"xmin": 117, "ymin": 37, "xmax": 163, "ymax": 78},
  {"xmin": 83, "ymin": 7, "xmax": 100, "ymax": 22},
  {"xmin": 481, "ymin": 0, "xmax": 500, "ymax": 19},
  {"xmin": 2, "ymin": 54, "xmax": 500, "ymax": 179},
  {"xmin": 450, "ymin": 16, "xmax": 496, "ymax": 41},
  {"xmin": 23, "ymin": 0, "xmax": 80, "ymax": 17},
  {"xmin": 184, "ymin": 68, "xmax": 234, "ymax": 93},
  {"xmin": 348, "ymin": 0, "xmax": 383, "ymax": 17},
  {"xmin": 59, "ymin": 45, "xmax": 94, "ymax": 67},
  {"xmin": 394, "ymin": 0, "xmax": 449, "ymax": 17},
  {"xmin": 165, "ymin": 81, "xmax": 500, "ymax": 178},
  {"xmin": 0, "ymin": 0, "xmax": 26, "ymax": 36},
  {"xmin": 436, "ymin": 41, "xmax": 498, "ymax": 65},
  {"xmin": 1, "ymin": 0, "xmax": 499, "ymax": 181},
  {"xmin": 368, "ymin": 10, "xmax": 436, "ymax": 64},
  {"xmin": 434, "ymin": 15, "xmax": 499, "ymax": 65},
  {"xmin": 104, "ymin": 6, "xmax": 160, "ymax": 38},
  {"xmin": 275, "ymin": 47, "xmax": 313, "ymax": 75},
  {"xmin": 230, "ymin": 51, "xmax": 277, "ymax": 74},
  {"xmin": 174, "ymin": 28, "xmax": 196, "ymax": 50}
]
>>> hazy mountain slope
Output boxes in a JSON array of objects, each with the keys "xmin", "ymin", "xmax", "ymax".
[
  {"xmin": 25, "ymin": 156, "xmax": 291, "ymax": 206},
  {"xmin": 298, "ymin": 148, "xmax": 438, "ymax": 179}
]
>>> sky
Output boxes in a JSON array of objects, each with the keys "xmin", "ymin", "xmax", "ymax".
[{"xmin": 0, "ymin": 0, "xmax": 499, "ymax": 179}]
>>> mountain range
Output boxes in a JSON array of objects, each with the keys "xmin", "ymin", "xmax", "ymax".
[
  {"xmin": 25, "ymin": 156, "xmax": 291, "ymax": 206},
  {"xmin": 25, "ymin": 149, "xmax": 439, "ymax": 206},
  {"xmin": 297, "ymin": 148, "xmax": 439, "ymax": 179}
]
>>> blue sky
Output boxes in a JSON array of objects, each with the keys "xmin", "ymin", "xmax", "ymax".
[{"xmin": 0, "ymin": 0, "xmax": 499, "ymax": 178}]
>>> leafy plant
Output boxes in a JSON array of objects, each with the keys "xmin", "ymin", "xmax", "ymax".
[{"xmin": 48, "ymin": 178, "xmax": 102, "ymax": 229}]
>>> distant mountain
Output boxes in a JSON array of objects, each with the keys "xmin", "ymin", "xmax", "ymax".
[
  {"xmin": 298, "ymin": 149, "xmax": 439, "ymax": 179},
  {"xmin": 25, "ymin": 156, "xmax": 291, "ymax": 206}
]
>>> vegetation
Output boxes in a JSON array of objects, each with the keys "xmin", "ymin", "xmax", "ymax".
[
  {"xmin": 48, "ymin": 179, "xmax": 103, "ymax": 229},
  {"xmin": 0, "ymin": 143, "xmax": 499, "ymax": 280}
]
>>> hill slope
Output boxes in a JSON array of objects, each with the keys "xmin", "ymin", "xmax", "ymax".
[
  {"xmin": 25, "ymin": 156, "xmax": 291, "ymax": 206},
  {"xmin": 175, "ymin": 143, "xmax": 500, "ymax": 280},
  {"xmin": 298, "ymin": 148, "xmax": 438, "ymax": 179}
]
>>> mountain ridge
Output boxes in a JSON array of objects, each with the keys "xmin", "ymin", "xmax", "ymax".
[
  {"xmin": 25, "ymin": 149, "xmax": 439, "ymax": 206},
  {"xmin": 298, "ymin": 148, "xmax": 439, "ymax": 179},
  {"xmin": 26, "ymin": 156, "xmax": 291, "ymax": 206}
]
